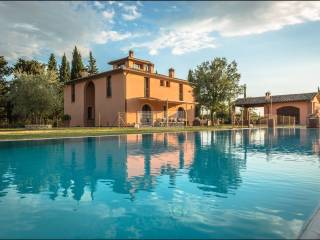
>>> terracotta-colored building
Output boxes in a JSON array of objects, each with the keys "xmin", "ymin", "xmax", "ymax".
[
  {"xmin": 234, "ymin": 92, "xmax": 320, "ymax": 125},
  {"xmin": 64, "ymin": 50, "xmax": 195, "ymax": 127}
]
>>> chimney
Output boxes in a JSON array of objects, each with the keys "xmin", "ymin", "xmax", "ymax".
[
  {"xmin": 169, "ymin": 68, "xmax": 175, "ymax": 78},
  {"xmin": 129, "ymin": 49, "xmax": 134, "ymax": 58},
  {"xmin": 80, "ymin": 71, "xmax": 89, "ymax": 78}
]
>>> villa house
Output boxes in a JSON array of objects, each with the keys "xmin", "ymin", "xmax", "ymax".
[{"xmin": 64, "ymin": 50, "xmax": 195, "ymax": 127}]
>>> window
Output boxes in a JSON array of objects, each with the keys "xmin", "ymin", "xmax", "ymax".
[
  {"xmin": 179, "ymin": 83, "xmax": 183, "ymax": 101},
  {"xmin": 106, "ymin": 76, "xmax": 112, "ymax": 97},
  {"xmin": 71, "ymin": 84, "xmax": 75, "ymax": 102},
  {"xmin": 166, "ymin": 81, "xmax": 170, "ymax": 87},
  {"xmin": 133, "ymin": 63, "xmax": 142, "ymax": 70},
  {"xmin": 146, "ymin": 65, "xmax": 150, "ymax": 72},
  {"xmin": 117, "ymin": 64, "xmax": 124, "ymax": 69},
  {"xmin": 144, "ymin": 77, "xmax": 150, "ymax": 97},
  {"xmin": 160, "ymin": 80, "xmax": 164, "ymax": 86}
]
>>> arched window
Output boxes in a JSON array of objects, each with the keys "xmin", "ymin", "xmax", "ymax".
[
  {"xmin": 142, "ymin": 104, "xmax": 151, "ymax": 112},
  {"xmin": 177, "ymin": 107, "xmax": 186, "ymax": 119},
  {"xmin": 141, "ymin": 104, "xmax": 152, "ymax": 125}
]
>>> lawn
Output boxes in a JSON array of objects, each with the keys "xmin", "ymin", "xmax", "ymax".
[{"xmin": 0, "ymin": 125, "xmax": 239, "ymax": 141}]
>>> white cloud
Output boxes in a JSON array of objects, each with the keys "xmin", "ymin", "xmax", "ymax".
[
  {"xmin": 132, "ymin": 1, "xmax": 320, "ymax": 55},
  {"xmin": 0, "ymin": 1, "xmax": 136, "ymax": 60},
  {"xmin": 121, "ymin": 5, "xmax": 141, "ymax": 21},
  {"xmin": 214, "ymin": 1, "xmax": 320, "ymax": 37},
  {"xmin": 13, "ymin": 23, "xmax": 40, "ymax": 32},
  {"xmin": 94, "ymin": 31, "xmax": 132, "ymax": 44},
  {"xmin": 102, "ymin": 9, "xmax": 115, "ymax": 21},
  {"xmin": 2, "ymin": 1, "xmax": 320, "ymax": 60},
  {"xmin": 130, "ymin": 18, "xmax": 217, "ymax": 55},
  {"xmin": 185, "ymin": 1, "xmax": 320, "ymax": 38},
  {"xmin": 0, "ymin": 2, "xmax": 108, "ymax": 60}
]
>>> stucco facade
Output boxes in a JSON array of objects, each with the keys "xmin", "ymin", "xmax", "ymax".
[
  {"xmin": 264, "ymin": 95, "xmax": 320, "ymax": 125},
  {"xmin": 64, "ymin": 51, "xmax": 195, "ymax": 127}
]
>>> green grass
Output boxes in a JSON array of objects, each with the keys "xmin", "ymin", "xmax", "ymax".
[{"xmin": 0, "ymin": 125, "xmax": 240, "ymax": 141}]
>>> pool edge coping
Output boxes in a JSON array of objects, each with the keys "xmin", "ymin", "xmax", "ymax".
[
  {"xmin": 0, "ymin": 127, "xmax": 270, "ymax": 142},
  {"xmin": 299, "ymin": 203, "xmax": 320, "ymax": 239}
]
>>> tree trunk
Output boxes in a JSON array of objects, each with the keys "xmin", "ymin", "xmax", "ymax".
[
  {"xmin": 210, "ymin": 108, "xmax": 214, "ymax": 123},
  {"xmin": 228, "ymin": 101, "xmax": 232, "ymax": 124}
]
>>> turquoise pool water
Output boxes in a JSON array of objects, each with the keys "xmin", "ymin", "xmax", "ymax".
[{"xmin": 0, "ymin": 128, "xmax": 320, "ymax": 239}]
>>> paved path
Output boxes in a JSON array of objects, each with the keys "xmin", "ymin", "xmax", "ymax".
[{"xmin": 300, "ymin": 207, "xmax": 320, "ymax": 239}]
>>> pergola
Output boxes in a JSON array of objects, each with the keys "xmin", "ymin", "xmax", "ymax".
[{"xmin": 232, "ymin": 96, "xmax": 269, "ymax": 126}]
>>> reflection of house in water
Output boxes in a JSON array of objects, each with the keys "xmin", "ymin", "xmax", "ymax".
[
  {"xmin": 3, "ymin": 129, "xmax": 317, "ymax": 202},
  {"xmin": 62, "ymin": 132, "xmax": 196, "ymax": 200},
  {"xmin": 230, "ymin": 128, "xmax": 320, "ymax": 160},
  {"xmin": 0, "ymin": 131, "xmax": 248, "ymax": 202}
]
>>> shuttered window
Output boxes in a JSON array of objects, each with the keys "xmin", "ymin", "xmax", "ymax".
[
  {"xmin": 106, "ymin": 76, "xmax": 112, "ymax": 97},
  {"xmin": 71, "ymin": 84, "xmax": 75, "ymax": 102},
  {"xmin": 144, "ymin": 77, "xmax": 150, "ymax": 97},
  {"xmin": 179, "ymin": 84, "xmax": 183, "ymax": 101}
]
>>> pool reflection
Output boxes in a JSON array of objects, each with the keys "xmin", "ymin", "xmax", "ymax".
[{"xmin": 0, "ymin": 128, "xmax": 320, "ymax": 202}]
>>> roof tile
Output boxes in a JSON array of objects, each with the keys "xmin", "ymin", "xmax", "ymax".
[{"xmin": 234, "ymin": 92, "xmax": 317, "ymax": 106}]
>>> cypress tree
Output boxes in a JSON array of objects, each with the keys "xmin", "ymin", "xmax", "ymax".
[
  {"xmin": 71, "ymin": 46, "xmax": 84, "ymax": 80},
  {"xmin": 187, "ymin": 69, "xmax": 194, "ymax": 82},
  {"xmin": 59, "ymin": 53, "xmax": 70, "ymax": 83},
  {"xmin": 47, "ymin": 53, "xmax": 58, "ymax": 73},
  {"xmin": 86, "ymin": 51, "xmax": 98, "ymax": 75}
]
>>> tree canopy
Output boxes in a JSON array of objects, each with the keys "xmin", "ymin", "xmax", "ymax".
[
  {"xmin": 189, "ymin": 57, "xmax": 242, "ymax": 121},
  {"xmin": 13, "ymin": 58, "xmax": 45, "ymax": 75},
  {"xmin": 86, "ymin": 51, "xmax": 98, "ymax": 75},
  {"xmin": 59, "ymin": 53, "xmax": 70, "ymax": 83},
  {"xmin": 9, "ymin": 71, "xmax": 63, "ymax": 124},
  {"xmin": 71, "ymin": 46, "xmax": 84, "ymax": 80},
  {"xmin": 47, "ymin": 53, "xmax": 58, "ymax": 74},
  {"xmin": 0, "ymin": 56, "xmax": 12, "ymax": 80}
]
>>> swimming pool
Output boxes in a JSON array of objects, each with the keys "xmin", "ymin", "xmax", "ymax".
[{"xmin": 0, "ymin": 128, "xmax": 319, "ymax": 238}]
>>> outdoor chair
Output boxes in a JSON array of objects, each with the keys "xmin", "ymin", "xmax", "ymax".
[{"xmin": 154, "ymin": 118, "xmax": 162, "ymax": 127}]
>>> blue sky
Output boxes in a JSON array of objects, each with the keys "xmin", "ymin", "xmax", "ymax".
[{"xmin": 1, "ymin": 1, "xmax": 320, "ymax": 97}]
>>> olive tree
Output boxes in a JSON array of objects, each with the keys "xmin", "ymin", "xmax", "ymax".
[
  {"xmin": 9, "ymin": 71, "xmax": 63, "ymax": 124},
  {"xmin": 189, "ymin": 57, "xmax": 243, "ymax": 122}
]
